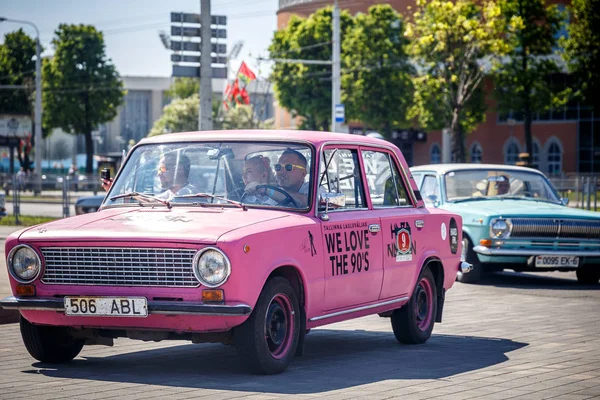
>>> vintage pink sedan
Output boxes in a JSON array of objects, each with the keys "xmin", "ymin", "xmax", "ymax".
[{"xmin": 1, "ymin": 130, "xmax": 468, "ymax": 374}]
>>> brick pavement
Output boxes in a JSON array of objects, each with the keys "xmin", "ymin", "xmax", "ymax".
[{"xmin": 0, "ymin": 271, "xmax": 598, "ymax": 399}]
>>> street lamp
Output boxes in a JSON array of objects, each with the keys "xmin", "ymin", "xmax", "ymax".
[{"xmin": 0, "ymin": 17, "xmax": 43, "ymax": 194}]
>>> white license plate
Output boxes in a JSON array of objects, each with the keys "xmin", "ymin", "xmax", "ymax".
[
  {"xmin": 535, "ymin": 255, "xmax": 579, "ymax": 268},
  {"xmin": 64, "ymin": 297, "xmax": 148, "ymax": 317}
]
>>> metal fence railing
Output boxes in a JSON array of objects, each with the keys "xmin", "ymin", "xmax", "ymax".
[{"xmin": 549, "ymin": 175, "xmax": 599, "ymax": 211}]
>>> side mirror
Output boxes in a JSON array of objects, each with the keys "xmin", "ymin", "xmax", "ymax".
[
  {"xmin": 319, "ymin": 192, "xmax": 346, "ymax": 208},
  {"xmin": 560, "ymin": 197, "xmax": 569, "ymax": 206}
]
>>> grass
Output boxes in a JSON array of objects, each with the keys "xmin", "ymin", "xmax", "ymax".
[{"xmin": 0, "ymin": 215, "xmax": 59, "ymax": 226}]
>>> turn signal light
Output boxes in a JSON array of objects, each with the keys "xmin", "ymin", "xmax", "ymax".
[
  {"xmin": 202, "ymin": 289, "xmax": 224, "ymax": 302},
  {"xmin": 480, "ymin": 239, "xmax": 492, "ymax": 248},
  {"xmin": 15, "ymin": 285, "xmax": 36, "ymax": 297}
]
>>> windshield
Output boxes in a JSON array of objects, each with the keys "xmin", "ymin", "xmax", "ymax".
[
  {"xmin": 444, "ymin": 169, "xmax": 560, "ymax": 203},
  {"xmin": 104, "ymin": 141, "xmax": 314, "ymax": 210}
]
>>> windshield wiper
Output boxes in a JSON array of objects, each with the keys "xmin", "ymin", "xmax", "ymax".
[
  {"xmin": 452, "ymin": 197, "xmax": 495, "ymax": 204},
  {"xmin": 109, "ymin": 192, "xmax": 172, "ymax": 209},
  {"xmin": 173, "ymin": 193, "xmax": 247, "ymax": 210}
]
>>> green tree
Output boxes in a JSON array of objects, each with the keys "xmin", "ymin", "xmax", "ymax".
[
  {"xmin": 148, "ymin": 94, "xmax": 199, "ymax": 137},
  {"xmin": 342, "ymin": 5, "xmax": 414, "ymax": 137},
  {"xmin": 562, "ymin": 0, "xmax": 600, "ymax": 111},
  {"xmin": 220, "ymin": 105, "xmax": 274, "ymax": 130},
  {"xmin": 0, "ymin": 29, "xmax": 39, "ymax": 171},
  {"xmin": 269, "ymin": 7, "xmax": 353, "ymax": 131},
  {"xmin": 165, "ymin": 77, "xmax": 199, "ymax": 100},
  {"xmin": 43, "ymin": 24, "xmax": 124, "ymax": 173},
  {"xmin": 494, "ymin": 0, "xmax": 567, "ymax": 166},
  {"xmin": 405, "ymin": 0, "xmax": 512, "ymax": 162}
]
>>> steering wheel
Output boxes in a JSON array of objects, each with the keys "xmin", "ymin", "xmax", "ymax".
[{"xmin": 255, "ymin": 184, "xmax": 298, "ymax": 208}]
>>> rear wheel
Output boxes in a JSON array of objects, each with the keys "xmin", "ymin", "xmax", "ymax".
[
  {"xmin": 457, "ymin": 236, "xmax": 482, "ymax": 283},
  {"xmin": 20, "ymin": 317, "xmax": 84, "ymax": 363},
  {"xmin": 576, "ymin": 267, "xmax": 600, "ymax": 285},
  {"xmin": 234, "ymin": 277, "xmax": 300, "ymax": 374},
  {"xmin": 391, "ymin": 267, "xmax": 437, "ymax": 344}
]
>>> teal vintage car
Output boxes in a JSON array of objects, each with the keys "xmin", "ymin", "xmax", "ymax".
[{"xmin": 410, "ymin": 164, "xmax": 600, "ymax": 284}]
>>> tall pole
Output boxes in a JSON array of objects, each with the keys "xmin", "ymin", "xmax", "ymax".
[
  {"xmin": 331, "ymin": 0, "xmax": 341, "ymax": 133},
  {"xmin": 199, "ymin": 0, "xmax": 213, "ymax": 130},
  {"xmin": 0, "ymin": 17, "xmax": 43, "ymax": 192}
]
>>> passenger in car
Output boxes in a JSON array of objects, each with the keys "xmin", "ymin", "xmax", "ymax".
[{"xmin": 241, "ymin": 155, "xmax": 278, "ymax": 206}]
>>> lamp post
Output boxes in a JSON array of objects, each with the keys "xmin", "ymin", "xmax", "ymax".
[{"xmin": 0, "ymin": 17, "xmax": 42, "ymax": 194}]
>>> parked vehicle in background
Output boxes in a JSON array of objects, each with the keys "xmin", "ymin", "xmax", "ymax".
[
  {"xmin": 1, "ymin": 130, "xmax": 466, "ymax": 374},
  {"xmin": 74, "ymin": 194, "xmax": 105, "ymax": 215},
  {"xmin": 0, "ymin": 193, "xmax": 5, "ymax": 219},
  {"xmin": 411, "ymin": 164, "xmax": 600, "ymax": 285}
]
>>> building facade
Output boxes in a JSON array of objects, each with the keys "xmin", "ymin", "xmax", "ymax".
[{"xmin": 276, "ymin": 0, "xmax": 600, "ymax": 174}]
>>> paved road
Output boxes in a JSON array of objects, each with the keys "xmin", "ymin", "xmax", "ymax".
[{"xmin": 0, "ymin": 262, "xmax": 599, "ymax": 399}]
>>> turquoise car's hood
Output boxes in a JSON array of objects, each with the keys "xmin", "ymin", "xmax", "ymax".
[{"xmin": 444, "ymin": 199, "xmax": 600, "ymax": 220}]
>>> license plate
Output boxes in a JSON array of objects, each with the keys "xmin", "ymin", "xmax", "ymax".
[
  {"xmin": 535, "ymin": 255, "xmax": 579, "ymax": 268},
  {"xmin": 64, "ymin": 297, "xmax": 148, "ymax": 317}
]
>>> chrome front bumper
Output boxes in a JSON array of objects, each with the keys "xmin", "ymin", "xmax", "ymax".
[
  {"xmin": 0, "ymin": 296, "xmax": 252, "ymax": 317},
  {"xmin": 473, "ymin": 246, "xmax": 600, "ymax": 257}
]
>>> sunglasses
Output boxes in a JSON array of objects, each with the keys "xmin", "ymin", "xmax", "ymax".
[{"xmin": 274, "ymin": 163, "xmax": 306, "ymax": 172}]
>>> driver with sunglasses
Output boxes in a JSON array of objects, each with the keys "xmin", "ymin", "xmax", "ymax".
[{"xmin": 267, "ymin": 149, "xmax": 310, "ymax": 208}]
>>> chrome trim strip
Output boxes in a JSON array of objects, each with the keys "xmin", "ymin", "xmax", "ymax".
[
  {"xmin": 309, "ymin": 296, "xmax": 409, "ymax": 322},
  {"xmin": 473, "ymin": 246, "xmax": 600, "ymax": 257},
  {"xmin": 0, "ymin": 296, "xmax": 252, "ymax": 316}
]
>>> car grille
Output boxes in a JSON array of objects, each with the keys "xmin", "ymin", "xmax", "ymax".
[
  {"xmin": 41, "ymin": 247, "xmax": 199, "ymax": 287},
  {"xmin": 510, "ymin": 218, "xmax": 600, "ymax": 240}
]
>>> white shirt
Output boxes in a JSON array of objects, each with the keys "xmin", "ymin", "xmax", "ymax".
[{"xmin": 155, "ymin": 183, "xmax": 199, "ymax": 201}]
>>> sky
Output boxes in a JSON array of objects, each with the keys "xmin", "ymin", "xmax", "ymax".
[{"xmin": 0, "ymin": 0, "xmax": 279, "ymax": 79}]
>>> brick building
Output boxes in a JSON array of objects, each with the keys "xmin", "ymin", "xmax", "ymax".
[{"xmin": 276, "ymin": 0, "xmax": 600, "ymax": 174}]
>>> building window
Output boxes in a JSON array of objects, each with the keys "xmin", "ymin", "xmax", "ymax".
[
  {"xmin": 547, "ymin": 140, "xmax": 562, "ymax": 175},
  {"xmin": 505, "ymin": 140, "xmax": 520, "ymax": 165},
  {"xmin": 470, "ymin": 143, "xmax": 483, "ymax": 163},
  {"xmin": 430, "ymin": 144, "xmax": 441, "ymax": 164},
  {"xmin": 531, "ymin": 140, "xmax": 541, "ymax": 170}
]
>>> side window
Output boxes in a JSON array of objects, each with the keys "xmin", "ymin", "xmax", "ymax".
[
  {"xmin": 319, "ymin": 148, "xmax": 366, "ymax": 210},
  {"xmin": 361, "ymin": 150, "xmax": 412, "ymax": 208},
  {"xmin": 420, "ymin": 175, "xmax": 440, "ymax": 206}
]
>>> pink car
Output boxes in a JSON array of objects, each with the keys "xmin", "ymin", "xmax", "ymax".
[{"xmin": 1, "ymin": 130, "xmax": 469, "ymax": 374}]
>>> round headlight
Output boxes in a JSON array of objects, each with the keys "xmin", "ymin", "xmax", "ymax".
[
  {"xmin": 8, "ymin": 245, "xmax": 42, "ymax": 283},
  {"xmin": 193, "ymin": 248, "xmax": 231, "ymax": 288},
  {"xmin": 491, "ymin": 219, "xmax": 511, "ymax": 238}
]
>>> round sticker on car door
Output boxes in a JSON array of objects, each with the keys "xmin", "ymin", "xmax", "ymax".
[
  {"xmin": 395, "ymin": 226, "xmax": 412, "ymax": 262},
  {"xmin": 449, "ymin": 217, "xmax": 458, "ymax": 254}
]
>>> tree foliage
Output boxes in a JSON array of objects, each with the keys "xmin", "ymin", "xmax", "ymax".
[
  {"xmin": 269, "ymin": 7, "xmax": 353, "ymax": 131},
  {"xmin": 494, "ymin": 0, "xmax": 567, "ymax": 166},
  {"xmin": 562, "ymin": 0, "xmax": 600, "ymax": 111},
  {"xmin": 43, "ymin": 24, "xmax": 124, "ymax": 173},
  {"xmin": 405, "ymin": 0, "xmax": 512, "ymax": 162},
  {"xmin": 165, "ymin": 77, "xmax": 199, "ymax": 100},
  {"xmin": 341, "ymin": 5, "xmax": 414, "ymax": 138},
  {"xmin": 0, "ymin": 29, "xmax": 37, "ymax": 116}
]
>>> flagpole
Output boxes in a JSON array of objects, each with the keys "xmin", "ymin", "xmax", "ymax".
[{"xmin": 217, "ymin": 61, "xmax": 244, "ymax": 123}]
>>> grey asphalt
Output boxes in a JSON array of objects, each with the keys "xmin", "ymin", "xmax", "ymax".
[{"xmin": 0, "ymin": 233, "xmax": 599, "ymax": 399}]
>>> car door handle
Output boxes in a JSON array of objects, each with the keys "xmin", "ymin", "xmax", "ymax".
[
  {"xmin": 415, "ymin": 220, "xmax": 425, "ymax": 228},
  {"xmin": 368, "ymin": 224, "xmax": 380, "ymax": 233}
]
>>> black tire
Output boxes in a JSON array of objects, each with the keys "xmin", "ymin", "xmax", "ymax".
[
  {"xmin": 234, "ymin": 277, "xmax": 300, "ymax": 374},
  {"xmin": 457, "ymin": 235, "xmax": 482, "ymax": 283},
  {"xmin": 576, "ymin": 267, "xmax": 600, "ymax": 285},
  {"xmin": 20, "ymin": 316, "xmax": 84, "ymax": 363},
  {"xmin": 391, "ymin": 267, "xmax": 437, "ymax": 344}
]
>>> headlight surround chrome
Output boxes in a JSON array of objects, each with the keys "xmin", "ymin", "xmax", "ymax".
[
  {"xmin": 8, "ymin": 244, "xmax": 42, "ymax": 283},
  {"xmin": 192, "ymin": 247, "xmax": 231, "ymax": 288},
  {"xmin": 490, "ymin": 218, "xmax": 512, "ymax": 238}
]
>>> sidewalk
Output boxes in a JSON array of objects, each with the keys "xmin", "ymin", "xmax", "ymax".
[{"xmin": 0, "ymin": 225, "xmax": 27, "ymax": 324}]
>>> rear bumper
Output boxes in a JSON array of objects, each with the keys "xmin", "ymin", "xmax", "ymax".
[{"xmin": 0, "ymin": 296, "xmax": 252, "ymax": 317}]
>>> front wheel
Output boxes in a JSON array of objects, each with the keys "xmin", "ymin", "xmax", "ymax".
[
  {"xmin": 576, "ymin": 267, "xmax": 600, "ymax": 285},
  {"xmin": 20, "ymin": 317, "xmax": 84, "ymax": 363},
  {"xmin": 391, "ymin": 267, "xmax": 437, "ymax": 344},
  {"xmin": 234, "ymin": 277, "xmax": 300, "ymax": 374}
]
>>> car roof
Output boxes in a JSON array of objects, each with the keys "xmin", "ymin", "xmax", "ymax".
[
  {"xmin": 139, "ymin": 129, "xmax": 393, "ymax": 149},
  {"xmin": 410, "ymin": 163, "xmax": 546, "ymax": 176}
]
